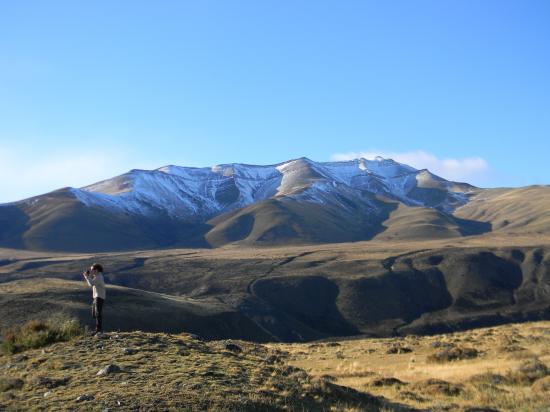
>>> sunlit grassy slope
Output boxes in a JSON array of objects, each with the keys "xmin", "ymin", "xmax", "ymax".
[{"xmin": 274, "ymin": 321, "xmax": 550, "ymax": 411}]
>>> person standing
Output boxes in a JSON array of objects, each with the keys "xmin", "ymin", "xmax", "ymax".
[{"xmin": 83, "ymin": 263, "xmax": 106, "ymax": 335}]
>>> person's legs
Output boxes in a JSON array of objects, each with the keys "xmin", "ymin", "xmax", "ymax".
[
  {"xmin": 90, "ymin": 297, "xmax": 105, "ymax": 334},
  {"xmin": 95, "ymin": 297, "xmax": 104, "ymax": 332}
]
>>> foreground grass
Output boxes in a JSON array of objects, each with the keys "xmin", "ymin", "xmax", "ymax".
[
  {"xmin": 273, "ymin": 321, "xmax": 550, "ymax": 412},
  {"xmin": 2, "ymin": 320, "xmax": 549, "ymax": 411},
  {"xmin": 0, "ymin": 331, "xmax": 412, "ymax": 411}
]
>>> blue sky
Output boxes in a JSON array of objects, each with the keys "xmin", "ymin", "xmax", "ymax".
[{"xmin": 1, "ymin": 1, "xmax": 549, "ymax": 202}]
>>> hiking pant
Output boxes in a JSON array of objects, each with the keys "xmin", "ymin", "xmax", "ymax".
[{"xmin": 92, "ymin": 297, "xmax": 104, "ymax": 332}]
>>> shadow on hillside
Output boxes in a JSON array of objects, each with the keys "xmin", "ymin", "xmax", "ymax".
[
  {"xmin": 454, "ymin": 216, "xmax": 492, "ymax": 236},
  {"xmin": 339, "ymin": 267, "xmax": 453, "ymax": 335},
  {"xmin": 0, "ymin": 205, "xmax": 29, "ymax": 249},
  {"xmin": 247, "ymin": 275, "xmax": 360, "ymax": 342},
  {"xmin": 0, "ymin": 282, "xmax": 273, "ymax": 341}
]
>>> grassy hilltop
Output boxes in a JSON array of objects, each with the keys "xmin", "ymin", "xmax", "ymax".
[{"xmin": 0, "ymin": 328, "xmax": 409, "ymax": 412}]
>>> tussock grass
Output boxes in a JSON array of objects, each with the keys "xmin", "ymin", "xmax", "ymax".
[
  {"xmin": 0, "ymin": 316, "xmax": 83, "ymax": 354},
  {"xmin": 427, "ymin": 345, "xmax": 480, "ymax": 363}
]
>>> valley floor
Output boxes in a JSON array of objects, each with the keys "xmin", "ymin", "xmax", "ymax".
[{"xmin": 2, "ymin": 232, "xmax": 550, "ymax": 265}]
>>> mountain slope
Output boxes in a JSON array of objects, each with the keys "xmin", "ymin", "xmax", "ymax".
[
  {"xmin": 0, "ymin": 188, "xmax": 209, "ymax": 252},
  {"xmin": 453, "ymin": 185, "xmax": 550, "ymax": 234},
  {"xmin": 373, "ymin": 202, "xmax": 491, "ymax": 241},
  {"xmin": 205, "ymin": 191, "xmax": 398, "ymax": 247}
]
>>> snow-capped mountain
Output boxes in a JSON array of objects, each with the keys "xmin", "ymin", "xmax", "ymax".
[
  {"xmin": 0, "ymin": 156, "xmax": 480, "ymax": 252},
  {"xmin": 64, "ymin": 157, "xmax": 473, "ymax": 219}
]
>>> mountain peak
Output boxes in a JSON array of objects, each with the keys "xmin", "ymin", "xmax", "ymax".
[{"xmin": 279, "ymin": 156, "xmax": 314, "ymax": 165}]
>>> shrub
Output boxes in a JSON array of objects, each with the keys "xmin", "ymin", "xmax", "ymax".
[
  {"xmin": 386, "ymin": 343, "xmax": 412, "ymax": 354},
  {"xmin": 507, "ymin": 358, "xmax": 549, "ymax": 385},
  {"xmin": 369, "ymin": 377, "xmax": 406, "ymax": 387},
  {"xmin": 532, "ymin": 376, "xmax": 550, "ymax": 393},
  {"xmin": 0, "ymin": 317, "xmax": 83, "ymax": 355},
  {"xmin": 427, "ymin": 345, "xmax": 479, "ymax": 362},
  {"xmin": 468, "ymin": 372, "xmax": 508, "ymax": 386},
  {"xmin": 0, "ymin": 377, "xmax": 24, "ymax": 392},
  {"xmin": 411, "ymin": 378, "xmax": 464, "ymax": 396}
]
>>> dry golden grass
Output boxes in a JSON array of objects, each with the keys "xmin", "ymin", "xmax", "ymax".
[
  {"xmin": 272, "ymin": 321, "xmax": 550, "ymax": 411},
  {"xmin": 454, "ymin": 186, "xmax": 550, "ymax": 235}
]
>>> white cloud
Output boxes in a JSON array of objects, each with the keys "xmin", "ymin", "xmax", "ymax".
[
  {"xmin": 331, "ymin": 150, "xmax": 490, "ymax": 184},
  {"xmin": 0, "ymin": 146, "xmax": 158, "ymax": 203}
]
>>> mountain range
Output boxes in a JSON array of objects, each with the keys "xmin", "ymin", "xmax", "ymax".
[
  {"xmin": 1, "ymin": 156, "xmax": 550, "ymax": 341},
  {"xmin": 1, "ymin": 156, "xmax": 548, "ymax": 252}
]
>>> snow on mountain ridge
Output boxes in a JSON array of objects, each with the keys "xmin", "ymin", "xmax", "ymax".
[{"xmin": 8, "ymin": 157, "xmax": 472, "ymax": 220}]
